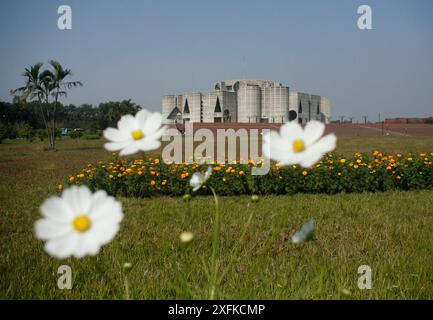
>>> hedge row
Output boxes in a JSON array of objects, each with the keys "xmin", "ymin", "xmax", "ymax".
[{"xmin": 63, "ymin": 151, "xmax": 433, "ymax": 197}]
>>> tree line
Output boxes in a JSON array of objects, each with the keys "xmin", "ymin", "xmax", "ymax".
[
  {"xmin": 0, "ymin": 99, "xmax": 141, "ymax": 143},
  {"xmin": 1, "ymin": 61, "xmax": 141, "ymax": 145}
]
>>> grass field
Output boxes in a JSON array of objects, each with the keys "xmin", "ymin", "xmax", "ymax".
[{"xmin": 1, "ymin": 135, "xmax": 433, "ymax": 299}]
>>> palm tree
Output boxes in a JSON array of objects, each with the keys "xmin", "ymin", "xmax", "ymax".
[
  {"xmin": 10, "ymin": 63, "xmax": 53, "ymax": 147},
  {"xmin": 11, "ymin": 61, "xmax": 82, "ymax": 149},
  {"xmin": 48, "ymin": 60, "xmax": 83, "ymax": 149}
]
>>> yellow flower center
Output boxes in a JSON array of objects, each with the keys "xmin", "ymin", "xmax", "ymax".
[
  {"xmin": 131, "ymin": 130, "xmax": 145, "ymax": 141},
  {"xmin": 293, "ymin": 139, "xmax": 305, "ymax": 153},
  {"xmin": 73, "ymin": 215, "xmax": 91, "ymax": 233}
]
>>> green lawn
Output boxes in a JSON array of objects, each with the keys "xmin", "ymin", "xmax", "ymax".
[{"xmin": 1, "ymin": 137, "xmax": 433, "ymax": 299}]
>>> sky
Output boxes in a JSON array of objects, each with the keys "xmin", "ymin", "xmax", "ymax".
[{"xmin": 1, "ymin": 0, "xmax": 433, "ymax": 122}]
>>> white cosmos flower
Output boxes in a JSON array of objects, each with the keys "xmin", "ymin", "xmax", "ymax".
[
  {"xmin": 103, "ymin": 109, "xmax": 166, "ymax": 156},
  {"xmin": 190, "ymin": 166, "xmax": 212, "ymax": 192},
  {"xmin": 292, "ymin": 219, "xmax": 315, "ymax": 244},
  {"xmin": 35, "ymin": 186, "xmax": 123, "ymax": 259},
  {"xmin": 263, "ymin": 120, "xmax": 336, "ymax": 167}
]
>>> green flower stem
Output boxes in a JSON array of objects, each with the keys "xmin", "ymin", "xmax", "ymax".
[
  {"xmin": 209, "ymin": 186, "xmax": 220, "ymax": 300},
  {"xmin": 123, "ymin": 274, "xmax": 130, "ymax": 300}
]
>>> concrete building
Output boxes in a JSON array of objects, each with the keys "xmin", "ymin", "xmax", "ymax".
[{"xmin": 162, "ymin": 80, "xmax": 331, "ymax": 124}]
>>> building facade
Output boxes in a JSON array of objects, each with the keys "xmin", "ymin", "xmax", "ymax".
[{"xmin": 162, "ymin": 80, "xmax": 331, "ymax": 124}]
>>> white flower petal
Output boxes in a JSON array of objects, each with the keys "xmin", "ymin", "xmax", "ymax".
[
  {"xmin": 303, "ymin": 121, "xmax": 325, "ymax": 146},
  {"xmin": 104, "ymin": 140, "xmax": 131, "ymax": 152},
  {"xmin": 90, "ymin": 223, "xmax": 120, "ymax": 246},
  {"xmin": 119, "ymin": 143, "xmax": 140, "ymax": 156},
  {"xmin": 138, "ymin": 138, "xmax": 161, "ymax": 152},
  {"xmin": 142, "ymin": 112, "xmax": 163, "ymax": 134},
  {"xmin": 280, "ymin": 121, "xmax": 303, "ymax": 140},
  {"xmin": 44, "ymin": 232, "xmax": 79, "ymax": 259},
  {"xmin": 40, "ymin": 196, "xmax": 74, "ymax": 222},
  {"xmin": 73, "ymin": 233, "xmax": 101, "ymax": 258},
  {"xmin": 309, "ymin": 134, "xmax": 337, "ymax": 154},
  {"xmin": 35, "ymin": 219, "xmax": 72, "ymax": 240},
  {"xmin": 103, "ymin": 127, "xmax": 129, "ymax": 142},
  {"xmin": 118, "ymin": 114, "xmax": 138, "ymax": 132}
]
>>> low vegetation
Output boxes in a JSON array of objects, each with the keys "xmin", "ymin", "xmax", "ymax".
[{"xmin": 1, "ymin": 137, "xmax": 433, "ymax": 299}]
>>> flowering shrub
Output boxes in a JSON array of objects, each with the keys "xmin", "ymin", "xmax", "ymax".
[{"xmin": 64, "ymin": 151, "xmax": 433, "ymax": 197}]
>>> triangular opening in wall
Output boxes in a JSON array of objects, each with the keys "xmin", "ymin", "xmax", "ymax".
[
  {"xmin": 214, "ymin": 97, "xmax": 222, "ymax": 113},
  {"xmin": 184, "ymin": 99, "xmax": 190, "ymax": 114},
  {"xmin": 167, "ymin": 107, "xmax": 181, "ymax": 120}
]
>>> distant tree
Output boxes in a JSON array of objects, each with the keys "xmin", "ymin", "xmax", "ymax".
[{"xmin": 97, "ymin": 100, "xmax": 141, "ymax": 129}]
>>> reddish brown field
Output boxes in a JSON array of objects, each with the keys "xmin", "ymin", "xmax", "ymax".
[{"xmin": 169, "ymin": 122, "xmax": 433, "ymax": 138}]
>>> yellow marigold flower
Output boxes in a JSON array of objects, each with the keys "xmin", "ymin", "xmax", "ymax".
[
  {"xmin": 109, "ymin": 175, "xmax": 114, "ymax": 179},
  {"xmin": 337, "ymin": 172, "xmax": 342, "ymax": 176},
  {"xmin": 137, "ymin": 171, "xmax": 143, "ymax": 175},
  {"xmin": 162, "ymin": 180, "xmax": 167, "ymax": 185},
  {"xmin": 354, "ymin": 165, "xmax": 359, "ymax": 169},
  {"xmin": 302, "ymin": 171, "xmax": 308, "ymax": 176},
  {"xmin": 57, "ymin": 184, "xmax": 64, "ymax": 190},
  {"xmin": 126, "ymin": 168, "xmax": 133, "ymax": 174},
  {"xmin": 239, "ymin": 170, "xmax": 245, "ymax": 175},
  {"xmin": 117, "ymin": 173, "xmax": 122, "ymax": 177},
  {"xmin": 150, "ymin": 180, "xmax": 156, "ymax": 186},
  {"xmin": 214, "ymin": 166, "xmax": 221, "ymax": 171},
  {"xmin": 386, "ymin": 166, "xmax": 392, "ymax": 170},
  {"xmin": 407, "ymin": 157, "xmax": 413, "ymax": 161},
  {"xmin": 69, "ymin": 176, "xmax": 75, "ymax": 182},
  {"xmin": 154, "ymin": 159, "xmax": 160, "ymax": 164},
  {"xmin": 356, "ymin": 159, "xmax": 362, "ymax": 164},
  {"xmin": 396, "ymin": 176, "xmax": 401, "ymax": 180},
  {"xmin": 340, "ymin": 159, "xmax": 346, "ymax": 164}
]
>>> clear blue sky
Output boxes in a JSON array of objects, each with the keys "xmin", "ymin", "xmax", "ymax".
[{"xmin": 1, "ymin": 0, "xmax": 432, "ymax": 121}]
